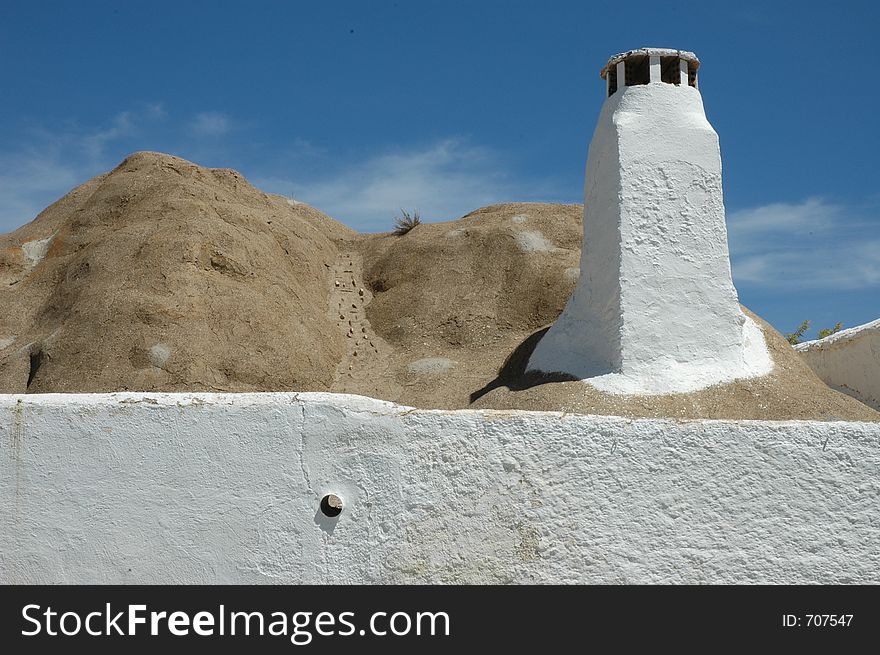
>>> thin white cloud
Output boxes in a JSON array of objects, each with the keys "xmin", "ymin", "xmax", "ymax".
[
  {"xmin": 256, "ymin": 138, "xmax": 557, "ymax": 231},
  {"xmin": 1, "ymin": 109, "xmax": 562, "ymax": 235},
  {"xmin": 191, "ymin": 111, "xmax": 232, "ymax": 137},
  {"xmin": 81, "ymin": 111, "xmax": 134, "ymax": 159},
  {"xmin": 728, "ymin": 197, "xmax": 839, "ymax": 235},
  {"xmin": 145, "ymin": 102, "xmax": 167, "ymax": 119},
  {"xmin": 0, "ymin": 152, "xmax": 80, "ymax": 230},
  {"xmin": 728, "ymin": 198, "xmax": 880, "ymax": 289},
  {"xmin": 0, "ymin": 106, "xmax": 164, "ymax": 233}
]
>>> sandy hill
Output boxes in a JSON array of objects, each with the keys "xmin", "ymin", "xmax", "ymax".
[
  {"xmin": 1, "ymin": 152, "xmax": 876, "ymax": 422},
  {"xmin": 0, "ymin": 152, "xmax": 352, "ymax": 393}
]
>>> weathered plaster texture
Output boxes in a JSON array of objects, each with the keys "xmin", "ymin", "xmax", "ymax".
[
  {"xmin": 2, "ymin": 392, "xmax": 877, "ymax": 584},
  {"xmin": 796, "ymin": 319, "xmax": 880, "ymax": 410},
  {"xmin": 528, "ymin": 82, "xmax": 772, "ymax": 394},
  {"xmin": 601, "ymin": 48, "xmax": 699, "ymax": 78}
]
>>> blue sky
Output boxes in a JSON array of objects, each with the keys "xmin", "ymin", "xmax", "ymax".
[{"xmin": 1, "ymin": 1, "xmax": 877, "ymax": 338}]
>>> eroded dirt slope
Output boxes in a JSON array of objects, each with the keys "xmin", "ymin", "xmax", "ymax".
[
  {"xmin": 0, "ymin": 152, "xmax": 352, "ymax": 393},
  {"xmin": 1, "ymin": 153, "xmax": 876, "ymax": 421}
]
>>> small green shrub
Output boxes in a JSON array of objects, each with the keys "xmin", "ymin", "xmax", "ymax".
[
  {"xmin": 393, "ymin": 209, "xmax": 421, "ymax": 236},
  {"xmin": 786, "ymin": 320, "xmax": 810, "ymax": 345},
  {"xmin": 786, "ymin": 319, "xmax": 843, "ymax": 344},
  {"xmin": 817, "ymin": 322, "xmax": 843, "ymax": 339}
]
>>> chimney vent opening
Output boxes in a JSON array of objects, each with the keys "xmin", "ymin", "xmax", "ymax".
[
  {"xmin": 660, "ymin": 56, "xmax": 681, "ymax": 84},
  {"xmin": 607, "ymin": 66, "xmax": 618, "ymax": 96},
  {"xmin": 624, "ymin": 55, "xmax": 650, "ymax": 87},
  {"xmin": 688, "ymin": 60, "xmax": 698, "ymax": 88}
]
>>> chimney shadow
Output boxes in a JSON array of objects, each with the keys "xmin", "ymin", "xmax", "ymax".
[{"xmin": 469, "ymin": 327, "xmax": 579, "ymax": 404}]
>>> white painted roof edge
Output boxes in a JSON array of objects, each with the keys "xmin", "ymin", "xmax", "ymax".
[
  {"xmin": 1, "ymin": 390, "xmax": 878, "ymax": 429},
  {"xmin": 600, "ymin": 47, "xmax": 699, "ymax": 78},
  {"xmin": 794, "ymin": 318, "xmax": 880, "ymax": 351}
]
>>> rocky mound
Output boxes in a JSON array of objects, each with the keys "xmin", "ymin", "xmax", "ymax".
[
  {"xmin": 1, "ymin": 152, "xmax": 876, "ymax": 422},
  {"xmin": 0, "ymin": 152, "xmax": 352, "ymax": 393},
  {"xmin": 346, "ymin": 209, "xmax": 878, "ymax": 421}
]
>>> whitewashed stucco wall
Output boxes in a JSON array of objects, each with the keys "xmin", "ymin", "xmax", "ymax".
[
  {"xmin": 1, "ymin": 392, "xmax": 878, "ymax": 584},
  {"xmin": 796, "ymin": 319, "xmax": 880, "ymax": 411}
]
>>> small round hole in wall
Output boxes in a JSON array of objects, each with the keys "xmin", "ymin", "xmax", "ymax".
[{"xmin": 320, "ymin": 493, "xmax": 343, "ymax": 518}]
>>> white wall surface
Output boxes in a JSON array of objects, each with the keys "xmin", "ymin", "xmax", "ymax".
[
  {"xmin": 2, "ymin": 392, "xmax": 878, "ymax": 584},
  {"xmin": 796, "ymin": 319, "xmax": 880, "ymax": 410},
  {"xmin": 528, "ymin": 82, "xmax": 772, "ymax": 394}
]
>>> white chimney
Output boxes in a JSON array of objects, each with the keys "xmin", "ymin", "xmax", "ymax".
[{"xmin": 527, "ymin": 48, "xmax": 772, "ymax": 394}]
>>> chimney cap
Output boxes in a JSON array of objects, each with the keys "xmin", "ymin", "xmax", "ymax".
[{"xmin": 600, "ymin": 48, "xmax": 699, "ymax": 79}]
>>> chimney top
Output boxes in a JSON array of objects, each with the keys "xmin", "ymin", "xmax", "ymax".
[
  {"xmin": 600, "ymin": 48, "xmax": 700, "ymax": 97},
  {"xmin": 600, "ymin": 48, "xmax": 699, "ymax": 79}
]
